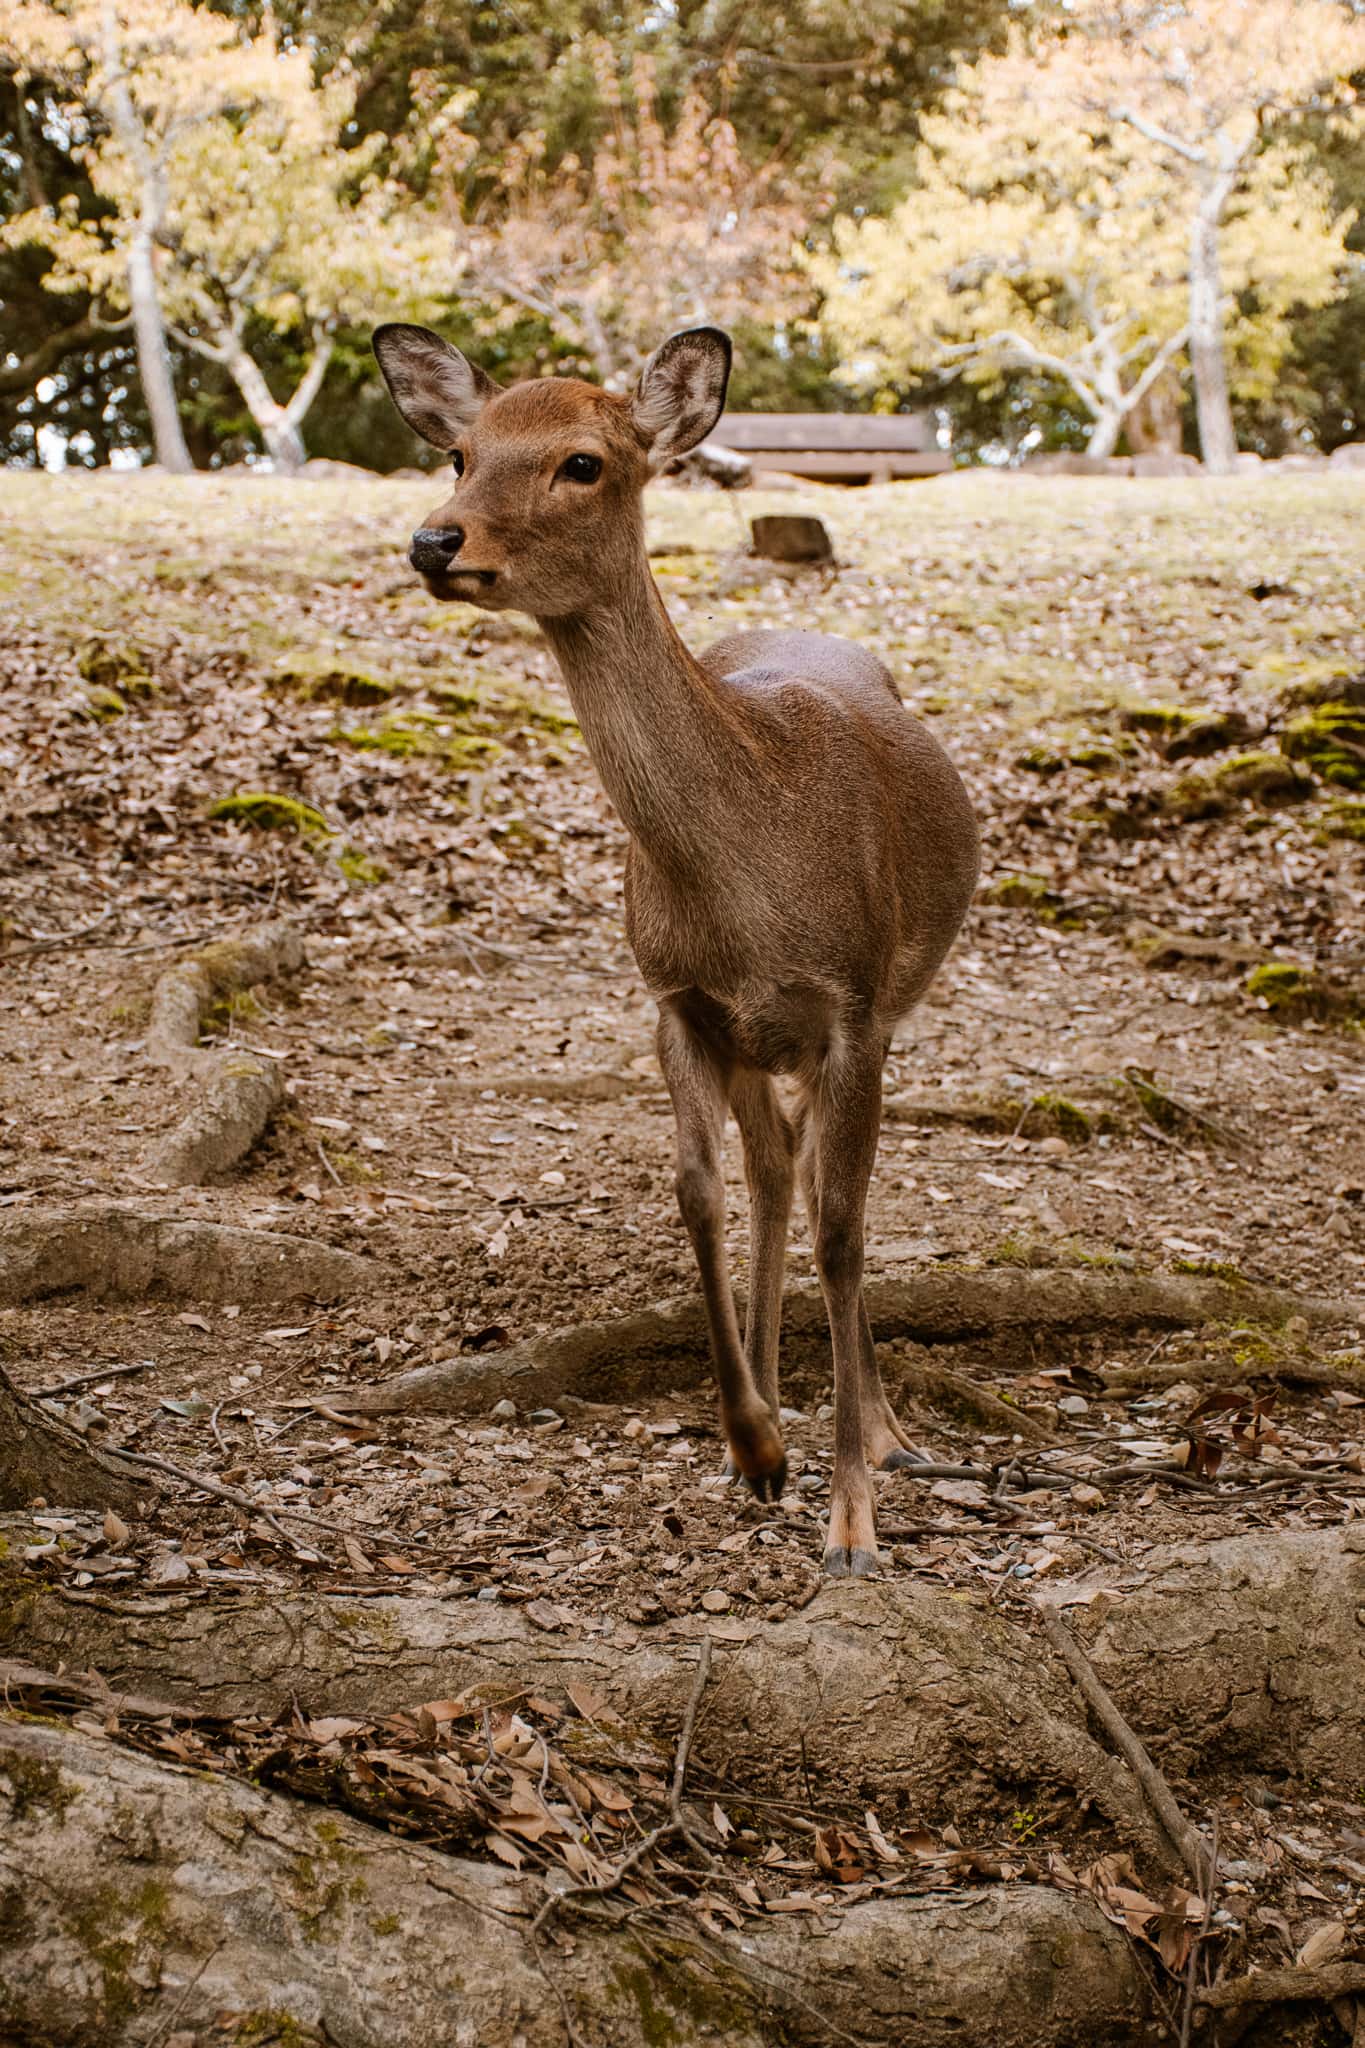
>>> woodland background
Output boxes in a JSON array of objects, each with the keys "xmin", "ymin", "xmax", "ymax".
[{"xmin": 2, "ymin": 0, "xmax": 1365, "ymax": 475}]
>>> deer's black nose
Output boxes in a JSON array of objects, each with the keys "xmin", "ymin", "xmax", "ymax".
[{"xmin": 410, "ymin": 526, "xmax": 464, "ymax": 576}]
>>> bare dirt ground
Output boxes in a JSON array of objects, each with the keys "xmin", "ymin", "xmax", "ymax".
[{"xmin": 2, "ymin": 470, "xmax": 1364, "ymax": 2046}]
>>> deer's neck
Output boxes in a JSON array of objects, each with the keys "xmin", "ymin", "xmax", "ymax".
[{"xmin": 538, "ymin": 559, "xmax": 745, "ymax": 877}]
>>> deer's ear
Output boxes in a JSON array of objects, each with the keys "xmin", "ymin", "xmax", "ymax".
[
  {"xmin": 631, "ymin": 327, "xmax": 731, "ymax": 467},
  {"xmin": 373, "ymin": 324, "xmax": 498, "ymax": 448}
]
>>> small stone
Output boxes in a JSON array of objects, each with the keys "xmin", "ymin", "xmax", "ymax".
[
  {"xmin": 797, "ymin": 1472, "xmax": 824, "ymax": 1493},
  {"xmin": 779, "ymin": 1407, "xmax": 806, "ymax": 1425},
  {"xmin": 528, "ymin": 1409, "xmax": 563, "ymax": 1428},
  {"xmin": 1057, "ymin": 1395, "xmax": 1090, "ymax": 1417},
  {"xmin": 476, "ymin": 1585, "xmax": 500, "ymax": 1602},
  {"xmin": 418, "ymin": 1467, "xmax": 451, "ymax": 1484},
  {"xmin": 647, "ymin": 1419, "xmax": 682, "ymax": 1438},
  {"xmin": 815, "ymin": 1403, "xmax": 834, "ymax": 1423},
  {"xmin": 1070, "ymin": 1484, "xmax": 1104, "ymax": 1507},
  {"xmin": 700, "ymin": 1589, "xmax": 731, "ymax": 1613},
  {"xmin": 152, "ymin": 1553, "xmax": 192, "ymax": 1585},
  {"xmin": 490, "ymin": 1399, "xmax": 517, "ymax": 1422},
  {"xmin": 622, "ymin": 1417, "xmax": 647, "ymax": 1439}
]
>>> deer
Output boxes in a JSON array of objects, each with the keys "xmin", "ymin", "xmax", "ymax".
[{"xmin": 373, "ymin": 321, "xmax": 979, "ymax": 1576}]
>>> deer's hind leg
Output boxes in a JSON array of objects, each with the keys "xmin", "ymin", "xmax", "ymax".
[
  {"xmin": 794, "ymin": 1096, "xmax": 920, "ymax": 1474},
  {"xmin": 730, "ymin": 1068, "xmax": 796, "ymax": 1421},
  {"xmin": 657, "ymin": 1001, "xmax": 787, "ymax": 1500},
  {"xmin": 801, "ymin": 1036, "xmax": 885, "ymax": 1576}
]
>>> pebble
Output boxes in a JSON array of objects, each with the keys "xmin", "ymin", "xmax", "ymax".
[
  {"xmin": 700, "ymin": 1589, "xmax": 731, "ymax": 1613},
  {"xmin": 815, "ymin": 1404, "xmax": 834, "ymax": 1423},
  {"xmin": 418, "ymin": 1467, "xmax": 451, "ymax": 1484},
  {"xmin": 797, "ymin": 1472, "xmax": 824, "ymax": 1493},
  {"xmin": 490, "ymin": 1399, "xmax": 517, "ymax": 1422},
  {"xmin": 476, "ymin": 1585, "xmax": 500, "ymax": 1602},
  {"xmin": 779, "ymin": 1407, "xmax": 806, "ymax": 1425},
  {"xmin": 1057, "ymin": 1395, "xmax": 1089, "ymax": 1417},
  {"xmin": 528, "ymin": 1409, "xmax": 562, "ymax": 1427}
]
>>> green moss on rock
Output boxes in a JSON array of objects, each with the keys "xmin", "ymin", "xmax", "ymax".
[
  {"xmin": 209, "ymin": 792, "xmax": 330, "ymax": 838},
  {"xmin": 338, "ymin": 715, "xmax": 502, "ymax": 768},
  {"xmin": 1245, "ymin": 959, "xmax": 1365, "ymax": 1025},
  {"xmin": 1320, "ymin": 799, "xmax": 1365, "ymax": 843},
  {"xmin": 1279, "ymin": 703, "xmax": 1365, "ymax": 791},
  {"xmin": 77, "ymin": 635, "xmax": 153, "ymax": 694},
  {"xmin": 73, "ymin": 683, "xmax": 127, "ymax": 722},
  {"xmin": 274, "ymin": 659, "xmax": 394, "ymax": 706},
  {"xmin": 1122, "ymin": 703, "xmax": 1194, "ymax": 739},
  {"xmin": 1164, "ymin": 751, "xmax": 1314, "ymax": 819}
]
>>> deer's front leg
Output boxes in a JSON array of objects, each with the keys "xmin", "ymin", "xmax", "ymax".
[
  {"xmin": 657, "ymin": 1004, "xmax": 787, "ymax": 1500},
  {"xmin": 807, "ymin": 1042, "xmax": 884, "ymax": 1576}
]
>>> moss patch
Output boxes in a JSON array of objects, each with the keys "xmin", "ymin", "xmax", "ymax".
[
  {"xmin": 1164, "ymin": 750, "xmax": 1315, "ymax": 819},
  {"xmin": 72, "ymin": 683, "xmax": 128, "ymax": 722},
  {"xmin": 1279, "ymin": 703, "xmax": 1365, "ymax": 791},
  {"xmin": 1320, "ymin": 799, "xmax": 1365, "ymax": 843},
  {"xmin": 209, "ymin": 791, "xmax": 330, "ymax": 838},
  {"xmin": 337, "ymin": 714, "xmax": 502, "ymax": 769},
  {"xmin": 76, "ymin": 634, "xmax": 153, "ymax": 695},
  {"xmin": 275, "ymin": 659, "xmax": 396, "ymax": 707},
  {"xmin": 1245, "ymin": 959, "xmax": 1365, "ymax": 1025}
]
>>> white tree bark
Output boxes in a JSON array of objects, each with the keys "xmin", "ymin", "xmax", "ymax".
[
  {"xmin": 101, "ymin": 1, "xmax": 193, "ymax": 473},
  {"xmin": 1187, "ymin": 162, "xmax": 1240, "ymax": 474},
  {"xmin": 182, "ymin": 318, "xmax": 331, "ymax": 473}
]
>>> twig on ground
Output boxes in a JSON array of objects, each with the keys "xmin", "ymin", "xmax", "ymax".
[
  {"xmin": 89, "ymin": 1441, "xmax": 406, "ymax": 1550},
  {"xmin": 316, "ymin": 1138, "xmax": 344, "ymax": 1188},
  {"xmin": 1178, "ymin": 1815, "xmax": 1218, "ymax": 2048},
  {"xmin": 31, "ymin": 1360, "xmax": 149, "ymax": 1400},
  {"xmin": 1035, "ymin": 1601, "xmax": 1214, "ymax": 1890},
  {"xmin": 531, "ymin": 1636, "xmax": 716, "ymax": 1941},
  {"xmin": 1199, "ymin": 1962, "xmax": 1365, "ymax": 2010}
]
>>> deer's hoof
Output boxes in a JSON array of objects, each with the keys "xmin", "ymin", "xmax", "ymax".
[
  {"xmin": 743, "ymin": 1456, "xmax": 787, "ymax": 1504},
  {"xmin": 877, "ymin": 1447, "xmax": 926, "ymax": 1472},
  {"xmin": 822, "ymin": 1544, "xmax": 880, "ymax": 1578}
]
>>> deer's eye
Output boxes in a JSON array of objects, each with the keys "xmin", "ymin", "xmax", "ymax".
[
  {"xmin": 559, "ymin": 452, "xmax": 602, "ymax": 484},
  {"xmin": 450, "ymin": 450, "xmax": 464, "ymax": 477}
]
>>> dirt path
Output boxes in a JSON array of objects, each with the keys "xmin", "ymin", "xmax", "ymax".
[{"xmin": 2, "ymin": 471, "xmax": 1364, "ymax": 2044}]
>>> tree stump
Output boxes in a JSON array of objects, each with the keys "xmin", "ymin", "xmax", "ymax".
[{"xmin": 749, "ymin": 514, "xmax": 833, "ymax": 564}]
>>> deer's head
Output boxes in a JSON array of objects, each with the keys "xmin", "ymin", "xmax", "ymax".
[{"xmin": 372, "ymin": 324, "xmax": 731, "ymax": 618}]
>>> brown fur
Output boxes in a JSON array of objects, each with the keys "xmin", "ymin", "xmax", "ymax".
[{"xmin": 374, "ymin": 323, "xmax": 980, "ymax": 1573}]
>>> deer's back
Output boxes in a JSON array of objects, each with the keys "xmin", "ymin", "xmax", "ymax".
[{"xmin": 625, "ymin": 627, "xmax": 978, "ymax": 1060}]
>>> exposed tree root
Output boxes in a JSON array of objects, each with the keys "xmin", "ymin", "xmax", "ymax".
[
  {"xmin": 0, "ymin": 1202, "xmax": 383, "ymax": 1304},
  {"xmin": 11, "ymin": 1529, "xmax": 1362, "ymax": 1857},
  {"xmin": 142, "ymin": 920, "xmax": 304, "ymax": 1185},
  {"xmin": 0, "ymin": 1714, "xmax": 1145, "ymax": 2048},
  {"xmin": 336, "ymin": 1268, "xmax": 1358, "ymax": 1416},
  {"xmin": 0, "ymin": 1360, "xmax": 137, "ymax": 1511}
]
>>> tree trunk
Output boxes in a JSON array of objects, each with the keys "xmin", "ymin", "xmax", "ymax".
[
  {"xmin": 0, "ymin": 1361, "xmax": 136, "ymax": 1511},
  {"xmin": 1124, "ymin": 370, "xmax": 1183, "ymax": 454},
  {"xmin": 1084, "ymin": 409, "xmax": 1124, "ymax": 458},
  {"xmin": 126, "ymin": 222, "xmax": 193, "ymax": 474},
  {"xmin": 1188, "ymin": 166, "xmax": 1239, "ymax": 475},
  {"xmin": 218, "ymin": 326, "xmax": 333, "ymax": 474},
  {"xmin": 99, "ymin": 0, "xmax": 192, "ymax": 474}
]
